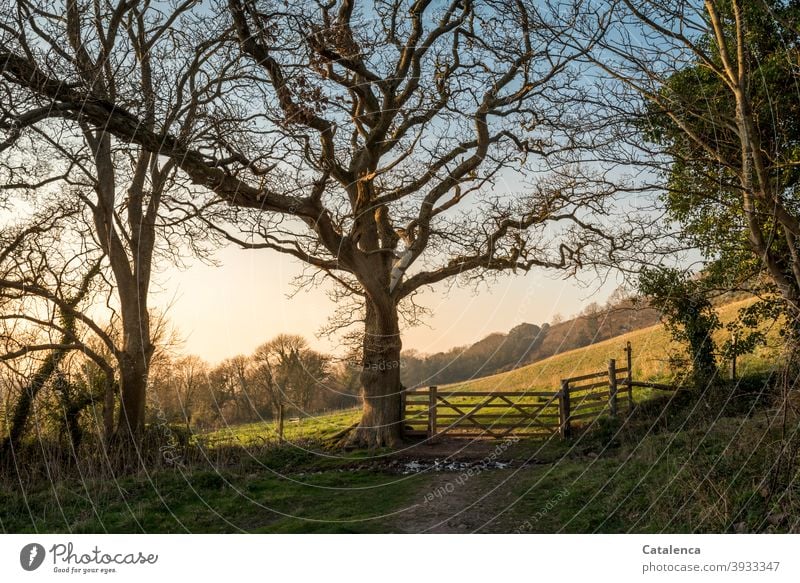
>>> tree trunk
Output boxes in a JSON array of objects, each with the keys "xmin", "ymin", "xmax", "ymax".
[
  {"xmin": 103, "ymin": 377, "xmax": 115, "ymax": 443},
  {"xmin": 348, "ymin": 295, "xmax": 403, "ymax": 448},
  {"xmin": 114, "ymin": 303, "xmax": 153, "ymax": 450},
  {"xmin": 113, "ymin": 283, "xmax": 153, "ymax": 450},
  {"xmin": 115, "ymin": 354, "xmax": 149, "ymax": 443}
]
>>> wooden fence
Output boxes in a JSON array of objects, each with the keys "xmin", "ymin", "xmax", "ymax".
[{"xmin": 402, "ymin": 342, "xmax": 672, "ymax": 440}]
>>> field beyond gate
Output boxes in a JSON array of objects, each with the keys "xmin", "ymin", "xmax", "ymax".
[{"xmin": 402, "ymin": 343, "xmax": 672, "ymax": 440}]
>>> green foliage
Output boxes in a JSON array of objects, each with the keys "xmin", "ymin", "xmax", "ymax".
[
  {"xmin": 644, "ymin": 0, "xmax": 800, "ymax": 203},
  {"xmin": 638, "ymin": 268, "xmax": 720, "ymax": 386},
  {"xmin": 50, "ymin": 371, "xmax": 89, "ymax": 450},
  {"xmin": 640, "ymin": 0, "xmax": 800, "ymax": 316},
  {"xmin": 720, "ymin": 298, "xmax": 783, "ymax": 361}
]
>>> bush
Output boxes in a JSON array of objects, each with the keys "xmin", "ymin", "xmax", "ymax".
[{"xmin": 638, "ymin": 268, "xmax": 720, "ymax": 388}]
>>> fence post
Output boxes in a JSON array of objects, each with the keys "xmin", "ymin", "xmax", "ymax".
[
  {"xmin": 730, "ymin": 332, "xmax": 738, "ymax": 381},
  {"xmin": 428, "ymin": 386, "xmax": 438, "ymax": 441},
  {"xmin": 625, "ymin": 341, "xmax": 633, "ymax": 405},
  {"xmin": 608, "ymin": 359, "xmax": 618, "ymax": 417},
  {"xmin": 559, "ymin": 380, "xmax": 571, "ymax": 439},
  {"xmin": 400, "ymin": 388, "xmax": 407, "ymax": 438}
]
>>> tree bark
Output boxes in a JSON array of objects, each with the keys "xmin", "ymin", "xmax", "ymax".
[
  {"xmin": 348, "ymin": 294, "xmax": 403, "ymax": 448},
  {"xmin": 114, "ymin": 293, "xmax": 153, "ymax": 445},
  {"xmin": 115, "ymin": 354, "xmax": 149, "ymax": 442},
  {"xmin": 103, "ymin": 377, "xmax": 115, "ymax": 443}
]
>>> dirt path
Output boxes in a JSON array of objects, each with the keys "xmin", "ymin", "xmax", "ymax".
[
  {"xmin": 385, "ymin": 438, "xmax": 535, "ymax": 533},
  {"xmin": 390, "ymin": 469, "xmax": 520, "ymax": 533}
]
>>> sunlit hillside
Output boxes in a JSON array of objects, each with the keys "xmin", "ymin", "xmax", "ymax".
[{"xmin": 443, "ymin": 298, "xmax": 782, "ymax": 393}]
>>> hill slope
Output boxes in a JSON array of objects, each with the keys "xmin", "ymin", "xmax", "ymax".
[
  {"xmin": 401, "ymin": 299, "xmax": 661, "ymax": 388},
  {"xmin": 443, "ymin": 298, "xmax": 781, "ymax": 393}
]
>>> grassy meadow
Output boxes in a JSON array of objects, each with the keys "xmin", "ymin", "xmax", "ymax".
[
  {"xmin": 199, "ymin": 409, "xmax": 361, "ymax": 449},
  {"xmin": 2, "ymin": 298, "xmax": 794, "ymax": 533}
]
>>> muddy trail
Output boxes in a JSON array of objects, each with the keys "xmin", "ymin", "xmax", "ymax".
[{"xmin": 379, "ymin": 437, "xmax": 566, "ymax": 533}]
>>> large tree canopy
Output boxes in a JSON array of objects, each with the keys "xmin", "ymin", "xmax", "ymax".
[{"xmin": 1, "ymin": 0, "xmax": 625, "ymax": 447}]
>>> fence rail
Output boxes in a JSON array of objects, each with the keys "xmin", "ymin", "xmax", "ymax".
[{"xmin": 402, "ymin": 341, "xmax": 673, "ymax": 440}]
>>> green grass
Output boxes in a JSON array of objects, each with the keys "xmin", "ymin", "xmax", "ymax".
[
  {"xmin": 485, "ymin": 400, "xmax": 793, "ymax": 533},
  {"xmin": 199, "ymin": 408, "xmax": 361, "ymax": 448},
  {"xmin": 0, "ymin": 448, "xmax": 428, "ymax": 533}
]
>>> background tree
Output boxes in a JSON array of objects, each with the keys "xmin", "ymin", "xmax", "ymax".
[
  {"xmin": 252, "ymin": 334, "xmax": 330, "ymax": 440},
  {"xmin": 581, "ymin": 302, "xmax": 603, "ymax": 344},
  {"xmin": 172, "ymin": 356, "xmax": 210, "ymax": 431},
  {"xmin": 207, "ymin": 355, "xmax": 263, "ymax": 425}
]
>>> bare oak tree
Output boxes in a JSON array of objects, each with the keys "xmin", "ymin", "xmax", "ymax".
[{"xmin": 1, "ymin": 0, "xmax": 619, "ymax": 446}]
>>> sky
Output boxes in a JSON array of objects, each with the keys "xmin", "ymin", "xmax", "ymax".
[{"xmin": 154, "ymin": 243, "xmax": 623, "ymax": 365}]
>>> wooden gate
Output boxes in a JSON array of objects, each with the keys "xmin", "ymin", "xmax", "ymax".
[
  {"xmin": 402, "ymin": 342, "xmax": 644, "ymax": 440},
  {"xmin": 402, "ymin": 389, "xmax": 562, "ymax": 438}
]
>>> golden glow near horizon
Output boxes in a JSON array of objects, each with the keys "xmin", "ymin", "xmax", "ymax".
[{"xmin": 155, "ymin": 244, "xmax": 620, "ymax": 365}]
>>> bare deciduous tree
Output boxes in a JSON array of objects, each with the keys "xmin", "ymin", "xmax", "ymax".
[
  {"xmin": 0, "ymin": 204, "xmax": 112, "ymax": 455},
  {"xmin": 0, "ymin": 0, "xmax": 219, "ymax": 450},
  {"xmin": 1, "ymin": 0, "xmax": 622, "ymax": 447},
  {"xmin": 252, "ymin": 334, "xmax": 329, "ymax": 440}
]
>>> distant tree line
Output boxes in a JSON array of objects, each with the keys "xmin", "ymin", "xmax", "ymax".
[
  {"xmin": 401, "ymin": 323, "xmax": 547, "ymax": 388},
  {"xmin": 149, "ymin": 334, "xmax": 360, "ymax": 435}
]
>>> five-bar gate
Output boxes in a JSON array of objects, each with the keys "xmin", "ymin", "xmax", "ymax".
[{"xmin": 402, "ymin": 342, "xmax": 649, "ymax": 440}]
